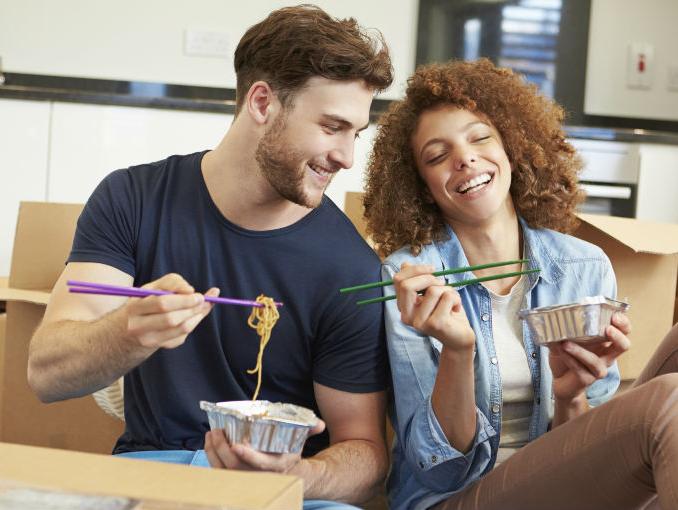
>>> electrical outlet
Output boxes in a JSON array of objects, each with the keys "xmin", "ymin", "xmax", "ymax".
[
  {"xmin": 627, "ymin": 42, "xmax": 654, "ymax": 90},
  {"xmin": 184, "ymin": 29, "xmax": 230, "ymax": 58}
]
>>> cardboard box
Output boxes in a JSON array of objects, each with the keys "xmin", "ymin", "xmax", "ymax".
[
  {"xmin": 575, "ymin": 214, "xmax": 678, "ymax": 380},
  {"xmin": 343, "ymin": 193, "xmax": 678, "ymax": 381},
  {"xmin": 0, "ymin": 313, "xmax": 6, "ymax": 439},
  {"xmin": 0, "ymin": 201, "xmax": 124, "ymax": 453},
  {"xmin": 0, "ymin": 442, "xmax": 302, "ymax": 509}
]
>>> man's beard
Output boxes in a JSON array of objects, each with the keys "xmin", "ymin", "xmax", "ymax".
[{"xmin": 255, "ymin": 114, "xmax": 326, "ymax": 209}]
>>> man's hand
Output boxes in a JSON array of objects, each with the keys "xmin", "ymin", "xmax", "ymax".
[
  {"xmin": 124, "ymin": 273, "xmax": 220, "ymax": 351},
  {"xmin": 204, "ymin": 420, "xmax": 326, "ymax": 472},
  {"xmin": 550, "ymin": 312, "xmax": 631, "ymax": 409}
]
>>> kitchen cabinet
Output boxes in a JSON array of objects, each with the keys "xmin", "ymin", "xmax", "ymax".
[
  {"xmin": 636, "ymin": 144, "xmax": 678, "ymax": 223},
  {"xmin": 0, "ymin": 99, "xmax": 50, "ymax": 275}
]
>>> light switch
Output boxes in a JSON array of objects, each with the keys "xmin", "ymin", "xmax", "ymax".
[
  {"xmin": 184, "ymin": 29, "xmax": 230, "ymax": 58},
  {"xmin": 627, "ymin": 42, "xmax": 654, "ymax": 90}
]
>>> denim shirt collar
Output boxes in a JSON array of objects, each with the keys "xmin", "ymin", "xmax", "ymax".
[{"xmin": 433, "ymin": 217, "xmax": 565, "ymax": 287}]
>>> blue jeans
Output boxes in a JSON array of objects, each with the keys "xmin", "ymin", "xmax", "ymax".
[{"xmin": 115, "ymin": 450, "xmax": 362, "ymax": 510}]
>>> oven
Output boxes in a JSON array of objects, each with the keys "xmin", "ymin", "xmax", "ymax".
[{"xmin": 569, "ymin": 139, "xmax": 640, "ymax": 218}]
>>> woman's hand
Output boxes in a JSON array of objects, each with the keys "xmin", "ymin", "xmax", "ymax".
[
  {"xmin": 393, "ymin": 263, "xmax": 475, "ymax": 352},
  {"xmin": 549, "ymin": 312, "xmax": 631, "ymax": 403}
]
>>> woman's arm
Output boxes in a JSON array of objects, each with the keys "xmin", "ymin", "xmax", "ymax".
[{"xmin": 385, "ymin": 262, "xmax": 496, "ymax": 494}]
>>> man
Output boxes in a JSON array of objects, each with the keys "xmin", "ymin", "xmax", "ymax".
[{"xmin": 27, "ymin": 5, "xmax": 392, "ymax": 509}]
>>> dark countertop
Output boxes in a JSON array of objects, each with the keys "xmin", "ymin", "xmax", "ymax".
[{"xmin": 2, "ymin": 72, "xmax": 678, "ymax": 145}]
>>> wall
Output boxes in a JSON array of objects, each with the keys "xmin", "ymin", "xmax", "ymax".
[
  {"xmin": 0, "ymin": 0, "xmax": 418, "ymax": 99},
  {"xmin": 585, "ymin": 0, "xmax": 678, "ymax": 121}
]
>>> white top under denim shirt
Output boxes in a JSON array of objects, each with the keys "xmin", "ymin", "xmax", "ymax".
[{"xmin": 383, "ymin": 218, "xmax": 620, "ymax": 510}]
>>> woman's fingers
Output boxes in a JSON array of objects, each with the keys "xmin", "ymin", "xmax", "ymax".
[
  {"xmin": 599, "ymin": 324, "xmax": 631, "ymax": 365},
  {"xmin": 561, "ymin": 341, "xmax": 608, "ymax": 380},
  {"xmin": 393, "ymin": 264, "xmax": 444, "ymax": 322},
  {"xmin": 611, "ymin": 312, "xmax": 631, "ymax": 335}
]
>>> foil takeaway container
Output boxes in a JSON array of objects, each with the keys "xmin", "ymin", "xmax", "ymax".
[
  {"xmin": 518, "ymin": 296, "xmax": 629, "ymax": 345},
  {"xmin": 200, "ymin": 400, "xmax": 318, "ymax": 454}
]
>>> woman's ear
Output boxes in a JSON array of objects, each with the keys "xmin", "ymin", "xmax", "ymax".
[{"xmin": 245, "ymin": 81, "xmax": 279, "ymax": 125}]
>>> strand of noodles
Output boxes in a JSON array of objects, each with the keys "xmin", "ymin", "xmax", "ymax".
[{"xmin": 246, "ymin": 294, "xmax": 280, "ymax": 400}]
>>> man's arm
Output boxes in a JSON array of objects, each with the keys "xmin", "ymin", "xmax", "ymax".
[
  {"xmin": 292, "ymin": 384, "xmax": 388, "ymax": 503},
  {"xmin": 28, "ymin": 262, "xmax": 216, "ymax": 403},
  {"xmin": 205, "ymin": 384, "xmax": 389, "ymax": 504}
]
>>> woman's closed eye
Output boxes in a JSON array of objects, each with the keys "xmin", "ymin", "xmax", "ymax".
[
  {"xmin": 425, "ymin": 152, "xmax": 447, "ymax": 165},
  {"xmin": 471, "ymin": 135, "xmax": 491, "ymax": 143}
]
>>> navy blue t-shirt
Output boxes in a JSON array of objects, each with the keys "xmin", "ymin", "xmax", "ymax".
[{"xmin": 68, "ymin": 151, "xmax": 387, "ymax": 457}]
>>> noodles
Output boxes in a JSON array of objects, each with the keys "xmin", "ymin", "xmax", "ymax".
[{"xmin": 246, "ymin": 294, "xmax": 280, "ymax": 400}]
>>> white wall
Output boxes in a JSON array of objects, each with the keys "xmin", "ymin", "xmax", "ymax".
[
  {"xmin": 585, "ymin": 0, "xmax": 678, "ymax": 121},
  {"xmin": 0, "ymin": 0, "xmax": 418, "ymax": 99}
]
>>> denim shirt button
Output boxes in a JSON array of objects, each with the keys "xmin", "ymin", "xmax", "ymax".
[
  {"xmin": 490, "ymin": 357, "xmax": 498, "ymax": 365},
  {"xmin": 536, "ymin": 397, "xmax": 541, "ymax": 405},
  {"xmin": 491, "ymin": 404, "xmax": 500, "ymax": 414},
  {"xmin": 481, "ymin": 313, "xmax": 490, "ymax": 322},
  {"xmin": 531, "ymin": 351, "xmax": 537, "ymax": 359},
  {"xmin": 431, "ymin": 455, "xmax": 438, "ymax": 464}
]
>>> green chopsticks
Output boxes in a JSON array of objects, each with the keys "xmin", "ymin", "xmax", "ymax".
[
  {"xmin": 355, "ymin": 268, "xmax": 540, "ymax": 305},
  {"xmin": 340, "ymin": 259, "xmax": 529, "ymax": 294},
  {"xmin": 339, "ymin": 259, "xmax": 540, "ymax": 306}
]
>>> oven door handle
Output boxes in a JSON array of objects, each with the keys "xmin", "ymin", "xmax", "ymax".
[{"xmin": 580, "ymin": 183, "xmax": 633, "ymax": 200}]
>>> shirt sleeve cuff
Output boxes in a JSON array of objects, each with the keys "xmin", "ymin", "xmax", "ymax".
[{"xmin": 411, "ymin": 396, "xmax": 496, "ymax": 471}]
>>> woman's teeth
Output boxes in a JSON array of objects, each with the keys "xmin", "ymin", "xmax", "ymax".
[{"xmin": 457, "ymin": 173, "xmax": 492, "ymax": 194}]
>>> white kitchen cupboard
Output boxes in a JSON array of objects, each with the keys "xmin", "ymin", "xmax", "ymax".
[
  {"xmin": 48, "ymin": 102, "xmax": 233, "ymax": 203},
  {"xmin": 0, "ymin": 99, "xmax": 51, "ymax": 276},
  {"xmin": 636, "ymin": 144, "xmax": 678, "ymax": 224}
]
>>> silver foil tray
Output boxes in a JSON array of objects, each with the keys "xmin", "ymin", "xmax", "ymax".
[
  {"xmin": 200, "ymin": 400, "xmax": 318, "ymax": 454},
  {"xmin": 518, "ymin": 296, "xmax": 629, "ymax": 345}
]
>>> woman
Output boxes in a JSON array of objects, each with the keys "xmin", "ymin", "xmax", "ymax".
[{"xmin": 363, "ymin": 59, "xmax": 678, "ymax": 510}]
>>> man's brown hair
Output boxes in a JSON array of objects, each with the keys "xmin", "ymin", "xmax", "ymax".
[{"xmin": 234, "ymin": 4, "xmax": 393, "ymax": 114}]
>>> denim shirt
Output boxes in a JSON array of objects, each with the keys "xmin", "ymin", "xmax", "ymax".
[{"xmin": 384, "ymin": 219, "xmax": 620, "ymax": 510}]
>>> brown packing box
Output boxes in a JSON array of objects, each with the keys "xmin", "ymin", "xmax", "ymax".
[
  {"xmin": 575, "ymin": 214, "xmax": 678, "ymax": 380},
  {"xmin": 0, "ymin": 201, "xmax": 124, "ymax": 452},
  {"xmin": 0, "ymin": 312, "xmax": 5, "ymax": 439},
  {"xmin": 343, "ymin": 192, "xmax": 678, "ymax": 381},
  {"xmin": 0, "ymin": 442, "xmax": 302, "ymax": 509}
]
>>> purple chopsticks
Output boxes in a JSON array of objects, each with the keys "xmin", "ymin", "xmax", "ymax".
[{"xmin": 67, "ymin": 280, "xmax": 283, "ymax": 308}]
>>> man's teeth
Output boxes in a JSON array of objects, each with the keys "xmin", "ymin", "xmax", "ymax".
[
  {"xmin": 457, "ymin": 173, "xmax": 492, "ymax": 193},
  {"xmin": 309, "ymin": 164, "xmax": 333, "ymax": 177}
]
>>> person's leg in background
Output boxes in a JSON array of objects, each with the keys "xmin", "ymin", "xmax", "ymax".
[{"xmin": 632, "ymin": 321, "xmax": 678, "ymax": 387}]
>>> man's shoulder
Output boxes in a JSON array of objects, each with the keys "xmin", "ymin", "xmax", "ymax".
[
  {"xmin": 316, "ymin": 198, "xmax": 380, "ymax": 258},
  {"xmin": 97, "ymin": 151, "xmax": 206, "ymax": 198}
]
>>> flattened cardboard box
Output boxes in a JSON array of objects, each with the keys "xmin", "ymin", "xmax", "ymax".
[
  {"xmin": 0, "ymin": 442, "xmax": 302, "ymax": 510},
  {"xmin": 0, "ymin": 201, "xmax": 124, "ymax": 452},
  {"xmin": 344, "ymin": 192, "xmax": 678, "ymax": 380}
]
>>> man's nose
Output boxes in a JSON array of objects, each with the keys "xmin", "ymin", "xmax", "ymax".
[{"xmin": 329, "ymin": 136, "xmax": 355, "ymax": 170}]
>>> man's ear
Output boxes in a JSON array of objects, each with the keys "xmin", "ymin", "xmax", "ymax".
[{"xmin": 245, "ymin": 81, "xmax": 279, "ymax": 125}]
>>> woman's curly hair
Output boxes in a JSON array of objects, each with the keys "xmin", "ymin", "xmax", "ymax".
[{"xmin": 363, "ymin": 58, "xmax": 585, "ymax": 258}]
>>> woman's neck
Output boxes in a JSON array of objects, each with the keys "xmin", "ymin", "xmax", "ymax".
[{"xmin": 448, "ymin": 205, "xmax": 523, "ymax": 295}]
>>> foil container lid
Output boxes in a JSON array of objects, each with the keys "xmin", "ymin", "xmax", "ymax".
[
  {"xmin": 200, "ymin": 400, "xmax": 318, "ymax": 454},
  {"xmin": 518, "ymin": 296, "xmax": 629, "ymax": 345}
]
